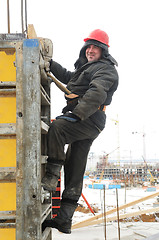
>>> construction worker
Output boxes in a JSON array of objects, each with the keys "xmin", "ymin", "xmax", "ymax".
[{"xmin": 42, "ymin": 29, "xmax": 119, "ymax": 234}]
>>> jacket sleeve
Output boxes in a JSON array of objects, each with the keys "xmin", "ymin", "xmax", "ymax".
[
  {"xmin": 72, "ymin": 65, "xmax": 118, "ymax": 120},
  {"xmin": 50, "ymin": 60, "xmax": 74, "ymax": 84}
]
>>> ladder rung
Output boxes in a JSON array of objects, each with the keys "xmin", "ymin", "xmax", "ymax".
[
  {"xmin": 41, "ymin": 85, "xmax": 50, "ymax": 105},
  {"xmin": 41, "ymin": 121, "xmax": 49, "ymax": 134},
  {"xmin": 42, "ymin": 227, "xmax": 52, "ymax": 240},
  {"xmin": 41, "ymin": 155, "xmax": 48, "ymax": 164},
  {"xmin": 41, "ymin": 204, "xmax": 52, "ymax": 223}
]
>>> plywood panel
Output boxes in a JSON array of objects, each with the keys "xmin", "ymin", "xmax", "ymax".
[
  {"xmin": 0, "ymin": 139, "xmax": 16, "ymax": 167},
  {"xmin": 0, "ymin": 228, "xmax": 16, "ymax": 240},
  {"xmin": 0, "ymin": 183, "xmax": 16, "ymax": 211},
  {"xmin": 0, "ymin": 97, "xmax": 16, "ymax": 123},
  {"xmin": 0, "ymin": 48, "xmax": 16, "ymax": 82}
]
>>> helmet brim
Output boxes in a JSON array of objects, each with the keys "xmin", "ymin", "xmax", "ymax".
[{"xmin": 84, "ymin": 37, "xmax": 110, "ymax": 47}]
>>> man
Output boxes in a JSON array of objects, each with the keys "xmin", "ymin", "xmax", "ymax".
[{"xmin": 42, "ymin": 29, "xmax": 119, "ymax": 234}]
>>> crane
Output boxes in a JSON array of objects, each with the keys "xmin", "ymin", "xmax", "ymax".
[{"xmin": 142, "ymin": 156, "xmax": 156, "ymax": 185}]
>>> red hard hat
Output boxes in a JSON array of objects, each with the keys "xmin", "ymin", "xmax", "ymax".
[{"xmin": 84, "ymin": 29, "xmax": 110, "ymax": 47}]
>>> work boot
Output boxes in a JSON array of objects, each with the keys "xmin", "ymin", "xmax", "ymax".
[
  {"xmin": 41, "ymin": 162, "xmax": 62, "ymax": 192},
  {"xmin": 42, "ymin": 201, "xmax": 78, "ymax": 234}
]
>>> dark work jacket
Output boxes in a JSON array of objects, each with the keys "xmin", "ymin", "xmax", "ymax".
[{"xmin": 50, "ymin": 57, "xmax": 118, "ymax": 130}]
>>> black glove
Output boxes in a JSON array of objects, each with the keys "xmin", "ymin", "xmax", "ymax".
[
  {"xmin": 49, "ymin": 59, "xmax": 53, "ymax": 68},
  {"xmin": 56, "ymin": 112, "xmax": 81, "ymax": 122},
  {"xmin": 62, "ymin": 94, "xmax": 79, "ymax": 114},
  {"xmin": 62, "ymin": 99, "xmax": 79, "ymax": 113}
]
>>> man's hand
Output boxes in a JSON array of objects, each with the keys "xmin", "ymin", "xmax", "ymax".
[
  {"xmin": 56, "ymin": 112, "xmax": 81, "ymax": 122},
  {"xmin": 62, "ymin": 94, "xmax": 79, "ymax": 114}
]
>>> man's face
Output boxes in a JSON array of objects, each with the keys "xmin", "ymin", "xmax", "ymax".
[{"xmin": 85, "ymin": 44, "xmax": 102, "ymax": 62}]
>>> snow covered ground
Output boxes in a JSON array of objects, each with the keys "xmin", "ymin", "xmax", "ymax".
[
  {"xmin": 52, "ymin": 179, "xmax": 159, "ymax": 239},
  {"xmin": 73, "ymin": 184, "xmax": 159, "ymax": 224}
]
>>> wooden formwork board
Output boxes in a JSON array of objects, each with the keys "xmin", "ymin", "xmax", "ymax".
[
  {"xmin": 0, "ymin": 183, "xmax": 16, "ymax": 211},
  {"xmin": 0, "ymin": 36, "xmax": 52, "ymax": 240},
  {"xmin": 0, "ymin": 48, "xmax": 16, "ymax": 82},
  {"xmin": 0, "ymin": 35, "xmax": 52, "ymax": 240},
  {"xmin": 0, "ymin": 228, "xmax": 16, "ymax": 240},
  {"xmin": 0, "ymin": 96, "xmax": 16, "ymax": 123},
  {"xmin": 0, "ymin": 138, "xmax": 16, "ymax": 167},
  {"xmin": 0, "ymin": 42, "xmax": 18, "ymax": 240}
]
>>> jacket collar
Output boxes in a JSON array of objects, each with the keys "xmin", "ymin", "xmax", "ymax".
[{"xmin": 75, "ymin": 55, "xmax": 118, "ymax": 73}]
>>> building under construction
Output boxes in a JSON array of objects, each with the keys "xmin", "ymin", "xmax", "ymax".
[{"xmin": 94, "ymin": 159, "xmax": 159, "ymax": 185}]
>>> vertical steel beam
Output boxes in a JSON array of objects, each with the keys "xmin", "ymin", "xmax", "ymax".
[{"xmin": 17, "ymin": 39, "xmax": 41, "ymax": 239}]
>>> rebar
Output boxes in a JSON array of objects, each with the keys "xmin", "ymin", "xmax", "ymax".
[
  {"xmin": 103, "ymin": 185, "xmax": 106, "ymax": 240},
  {"xmin": 21, "ymin": 0, "xmax": 27, "ymax": 36},
  {"xmin": 21, "ymin": 0, "xmax": 24, "ymax": 33},
  {"xmin": 116, "ymin": 188, "xmax": 120, "ymax": 240},
  {"xmin": 25, "ymin": 0, "xmax": 28, "ymax": 36},
  {"xmin": 7, "ymin": 0, "xmax": 10, "ymax": 33}
]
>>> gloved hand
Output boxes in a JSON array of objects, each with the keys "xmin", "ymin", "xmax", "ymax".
[
  {"xmin": 56, "ymin": 112, "xmax": 81, "ymax": 122},
  {"xmin": 45, "ymin": 59, "xmax": 53, "ymax": 72},
  {"xmin": 62, "ymin": 93, "xmax": 79, "ymax": 114}
]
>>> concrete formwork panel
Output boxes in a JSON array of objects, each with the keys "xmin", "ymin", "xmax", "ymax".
[{"xmin": 0, "ymin": 35, "xmax": 52, "ymax": 240}]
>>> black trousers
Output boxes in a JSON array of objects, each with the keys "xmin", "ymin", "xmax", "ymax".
[{"xmin": 47, "ymin": 118, "xmax": 101, "ymax": 201}]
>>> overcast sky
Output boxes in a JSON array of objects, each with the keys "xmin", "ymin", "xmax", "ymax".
[{"xmin": 1, "ymin": 0, "xmax": 159, "ymax": 161}]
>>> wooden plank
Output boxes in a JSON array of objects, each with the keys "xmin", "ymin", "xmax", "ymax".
[
  {"xmin": 90, "ymin": 206, "xmax": 159, "ymax": 227},
  {"xmin": 72, "ymin": 191, "xmax": 159, "ymax": 229},
  {"xmin": 134, "ymin": 231, "xmax": 148, "ymax": 238},
  {"xmin": 27, "ymin": 24, "xmax": 37, "ymax": 39}
]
